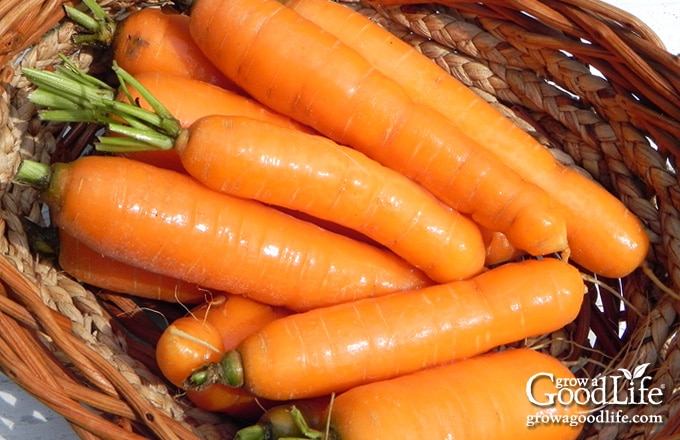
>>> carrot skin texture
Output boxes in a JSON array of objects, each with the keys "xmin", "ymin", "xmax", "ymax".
[
  {"xmin": 57, "ymin": 229, "xmax": 209, "ymax": 303},
  {"xmin": 231, "ymin": 258, "xmax": 584, "ymax": 400},
  {"xmin": 42, "ymin": 156, "xmax": 431, "ymax": 311},
  {"xmin": 113, "ymin": 8, "xmax": 239, "ymax": 91},
  {"xmin": 188, "ymin": 0, "xmax": 569, "ymax": 258},
  {"xmin": 119, "ymin": 72, "xmax": 311, "ymax": 171},
  {"xmin": 285, "ymin": 0, "xmax": 649, "ymax": 278},
  {"xmin": 326, "ymin": 348, "xmax": 584, "ymax": 440},
  {"xmin": 176, "ymin": 115, "xmax": 486, "ymax": 282}
]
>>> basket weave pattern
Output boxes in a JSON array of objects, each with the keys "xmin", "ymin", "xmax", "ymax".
[{"xmin": 1, "ymin": 0, "xmax": 679, "ymax": 439}]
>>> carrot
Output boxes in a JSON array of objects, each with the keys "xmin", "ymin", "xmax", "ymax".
[
  {"xmin": 156, "ymin": 313, "xmax": 225, "ymax": 389},
  {"xmin": 322, "ymin": 348, "xmax": 585, "ymax": 440},
  {"xmin": 187, "ymin": 0, "xmax": 569, "ymax": 259},
  {"xmin": 283, "ymin": 0, "xmax": 650, "ymax": 278},
  {"xmin": 178, "ymin": 115, "xmax": 485, "ymax": 282},
  {"xmin": 57, "ymin": 229, "xmax": 210, "ymax": 304},
  {"xmin": 186, "ymin": 258, "xmax": 584, "ymax": 400},
  {"xmin": 157, "ymin": 294, "xmax": 287, "ymax": 418},
  {"xmin": 118, "ymin": 71, "xmax": 312, "ymax": 172},
  {"xmin": 14, "ymin": 156, "xmax": 430, "ymax": 311},
  {"xmin": 234, "ymin": 397, "xmax": 332, "ymax": 440},
  {"xmin": 24, "ymin": 62, "xmax": 486, "ymax": 283},
  {"xmin": 66, "ymin": 0, "xmax": 240, "ymax": 91}
]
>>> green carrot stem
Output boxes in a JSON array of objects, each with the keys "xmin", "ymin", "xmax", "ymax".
[
  {"xmin": 23, "ymin": 55, "xmax": 182, "ymax": 154},
  {"xmin": 64, "ymin": 0, "xmax": 116, "ymax": 45},
  {"xmin": 184, "ymin": 350, "xmax": 245, "ymax": 390},
  {"xmin": 233, "ymin": 425, "xmax": 266, "ymax": 440},
  {"xmin": 37, "ymin": 109, "xmax": 103, "ymax": 124},
  {"xmin": 13, "ymin": 160, "xmax": 51, "ymax": 192},
  {"xmin": 112, "ymin": 61, "xmax": 178, "ymax": 123}
]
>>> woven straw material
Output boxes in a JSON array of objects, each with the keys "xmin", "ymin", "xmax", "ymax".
[{"xmin": 1, "ymin": 0, "xmax": 679, "ymax": 439}]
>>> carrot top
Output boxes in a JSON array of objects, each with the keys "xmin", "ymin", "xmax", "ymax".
[
  {"xmin": 22, "ymin": 56, "xmax": 182, "ymax": 152},
  {"xmin": 63, "ymin": 0, "xmax": 116, "ymax": 45}
]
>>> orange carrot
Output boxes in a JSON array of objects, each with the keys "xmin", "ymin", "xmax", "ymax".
[
  {"xmin": 323, "ymin": 348, "xmax": 585, "ymax": 440},
  {"xmin": 172, "ymin": 115, "xmax": 485, "ymax": 282},
  {"xmin": 284, "ymin": 0, "xmax": 649, "ymax": 278},
  {"xmin": 157, "ymin": 294, "xmax": 287, "ymax": 419},
  {"xmin": 186, "ymin": 258, "xmax": 584, "ymax": 400},
  {"xmin": 57, "ymin": 229, "xmax": 210, "ymax": 304},
  {"xmin": 156, "ymin": 312, "xmax": 225, "ymax": 389},
  {"xmin": 14, "ymin": 156, "xmax": 430, "ymax": 311},
  {"xmin": 66, "ymin": 2, "xmax": 239, "ymax": 91},
  {"xmin": 188, "ymin": 0, "xmax": 569, "ymax": 258},
  {"xmin": 25, "ymin": 63, "xmax": 486, "ymax": 283},
  {"xmin": 119, "ymin": 72, "xmax": 312, "ymax": 171}
]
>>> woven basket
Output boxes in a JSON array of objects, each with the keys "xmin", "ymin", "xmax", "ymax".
[{"xmin": 1, "ymin": 0, "xmax": 678, "ymax": 439}]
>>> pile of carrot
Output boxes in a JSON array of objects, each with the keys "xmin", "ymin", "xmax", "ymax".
[{"xmin": 14, "ymin": 0, "xmax": 652, "ymax": 437}]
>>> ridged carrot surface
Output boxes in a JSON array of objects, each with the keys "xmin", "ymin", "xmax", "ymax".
[
  {"xmin": 58, "ymin": 229, "xmax": 209, "ymax": 303},
  {"xmin": 326, "ymin": 348, "xmax": 585, "ymax": 440},
  {"xmin": 188, "ymin": 0, "xmax": 569, "ymax": 258},
  {"xmin": 175, "ymin": 115, "xmax": 486, "ymax": 282},
  {"xmin": 26, "ymin": 156, "xmax": 431, "ymax": 311},
  {"xmin": 198, "ymin": 258, "xmax": 584, "ymax": 400},
  {"xmin": 284, "ymin": 0, "xmax": 649, "ymax": 278}
]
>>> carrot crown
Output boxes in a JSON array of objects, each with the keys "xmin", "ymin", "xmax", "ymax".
[
  {"xmin": 22, "ymin": 56, "xmax": 181, "ymax": 152},
  {"xmin": 234, "ymin": 406, "xmax": 328, "ymax": 440},
  {"xmin": 64, "ymin": 0, "xmax": 116, "ymax": 45}
]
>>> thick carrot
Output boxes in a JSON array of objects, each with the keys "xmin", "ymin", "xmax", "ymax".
[
  {"xmin": 157, "ymin": 294, "xmax": 287, "ymax": 418},
  {"xmin": 25, "ymin": 63, "xmax": 485, "ymax": 283},
  {"xmin": 57, "ymin": 229, "xmax": 210, "ymax": 304},
  {"xmin": 14, "ymin": 157, "xmax": 431, "ymax": 311},
  {"xmin": 284, "ymin": 0, "xmax": 650, "ymax": 278},
  {"xmin": 119, "ymin": 72, "xmax": 311, "ymax": 171},
  {"xmin": 186, "ymin": 258, "xmax": 584, "ymax": 400},
  {"xmin": 323, "ymin": 348, "xmax": 585, "ymax": 440},
  {"xmin": 173, "ymin": 115, "xmax": 485, "ymax": 282},
  {"xmin": 112, "ymin": 7, "xmax": 239, "ymax": 91},
  {"xmin": 188, "ymin": 0, "xmax": 570, "ymax": 258}
]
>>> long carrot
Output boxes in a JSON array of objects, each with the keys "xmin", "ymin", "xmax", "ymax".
[
  {"xmin": 283, "ymin": 0, "xmax": 650, "ymax": 278},
  {"xmin": 322, "ymin": 348, "xmax": 585, "ymax": 440},
  {"xmin": 118, "ymin": 71, "xmax": 312, "ymax": 172},
  {"xmin": 177, "ymin": 115, "xmax": 485, "ymax": 282},
  {"xmin": 186, "ymin": 258, "xmax": 584, "ymax": 400},
  {"xmin": 14, "ymin": 156, "xmax": 430, "ymax": 311},
  {"xmin": 187, "ymin": 0, "xmax": 570, "ymax": 258},
  {"xmin": 58, "ymin": 229, "xmax": 210, "ymax": 304},
  {"xmin": 157, "ymin": 294, "xmax": 287, "ymax": 419},
  {"xmin": 23, "ymin": 62, "xmax": 486, "ymax": 283},
  {"xmin": 66, "ymin": 1, "xmax": 240, "ymax": 91}
]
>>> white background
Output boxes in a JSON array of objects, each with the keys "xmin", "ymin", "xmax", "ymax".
[{"xmin": 1, "ymin": 1, "xmax": 678, "ymax": 439}]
